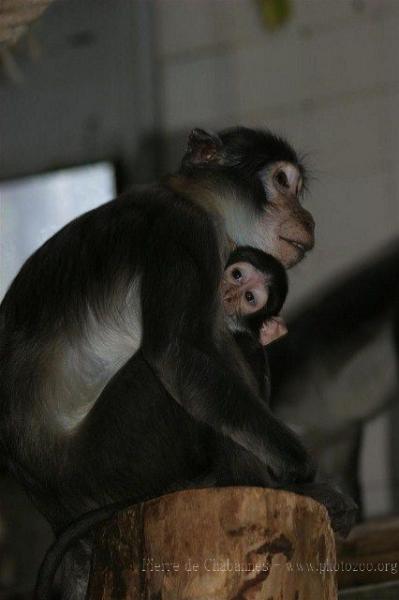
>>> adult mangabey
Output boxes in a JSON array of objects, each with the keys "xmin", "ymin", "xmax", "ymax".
[
  {"xmin": 0, "ymin": 127, "xmax": 355, "ymax": 597},
  {"xmin": 35, "ymin": 247, "xmax": 291, "ymax": 597}
]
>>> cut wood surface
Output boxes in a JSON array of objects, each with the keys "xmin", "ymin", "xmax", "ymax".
[{"xmin": 87, "ymin": 487, "xmax": 337, "ymax": 600}]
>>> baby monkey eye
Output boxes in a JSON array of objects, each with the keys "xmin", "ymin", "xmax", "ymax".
[
  {"xmin": 245, "ymin": 291, "xmax": 256, "ymax": 305},
  {"xmin": 232, "ymin": 268, "xmax": 242, "ymax": 281}
]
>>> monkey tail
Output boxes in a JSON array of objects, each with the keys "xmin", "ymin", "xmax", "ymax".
[
  {"xmin": 34, "ymin": 496, "xmax": 149, "ymax": 600},
  {"xmin": 35, "ymin": 479, "xmax": 209, "ymax": 598},
  {"xmin": 282, "ymin": 238, "xmax": 399, "ymax": 348},
  {"xmin": 268, "ymin": 238, "xmax": 399, "ymax": 391}
]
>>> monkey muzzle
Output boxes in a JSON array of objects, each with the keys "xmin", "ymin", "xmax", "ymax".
[{"xmin": 221, "ymin": 282, "xmax": 240, "ymax": 316}]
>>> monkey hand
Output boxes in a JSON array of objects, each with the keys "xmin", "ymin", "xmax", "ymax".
[
  {"xmin": 256, "ymin": 419, "xmax": 357, "ymax": 536},
  {"xmin": 285, "ymin": 482, "xmax": 358, "ymax": 537},
  {"xmin": 261, "ymin": 418, "xmax": 317, "ymax": 486},
  {"xmin": 259, "ymin": 316, "xmax": 288, "ymax": 346}
]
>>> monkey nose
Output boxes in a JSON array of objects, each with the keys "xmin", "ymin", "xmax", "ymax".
[
  {"xmin": 222, "ymin": 289, "xmax": 239, "ymax": 313},
  {"xmin": 223, "ymin": 296, "xmax": 236, "ymax": 316}
]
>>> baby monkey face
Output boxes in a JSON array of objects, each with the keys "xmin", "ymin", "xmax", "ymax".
[{"xmin": 222, "ymin": 261, "xmax": 269, "ymax": 317}]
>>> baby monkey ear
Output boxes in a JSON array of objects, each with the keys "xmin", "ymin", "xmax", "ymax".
[
  {"xmin": 259, "ymin": 316, "xmax": 288, "ymax": 347},
  {"xmin": 182, "ymin": 128, "xmax": 223, "ymax": 167}
]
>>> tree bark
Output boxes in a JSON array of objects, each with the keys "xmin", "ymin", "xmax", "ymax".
[{"xmin": 87, "ymin": 487, "xmax": 337, "ymax": 600}]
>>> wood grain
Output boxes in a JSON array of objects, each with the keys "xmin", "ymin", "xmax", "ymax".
[{"xmin": 87, "ymin": 487, "xmax": 337, "ymax": 600}]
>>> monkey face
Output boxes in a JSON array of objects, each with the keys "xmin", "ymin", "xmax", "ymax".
[
  {"xmin": 256, "ymin": 161, "xmax": 315, "ymax": 268},
  {"xmin": 181, "ymin": 127, "xmax": 315, "ymax": 268},
  {"xmin": 221, "ymin": 261, "xmax": 269, "ymax": 317}
]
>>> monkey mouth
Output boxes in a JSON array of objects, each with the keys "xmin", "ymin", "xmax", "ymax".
[{"xmin": 279, "ymin": 236, "xmax": 309, "ymax": 259}]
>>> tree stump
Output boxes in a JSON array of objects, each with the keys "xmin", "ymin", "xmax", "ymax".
[{"xmin": 87, "ymin": 487, "xmax": 337, "ymax": 600}]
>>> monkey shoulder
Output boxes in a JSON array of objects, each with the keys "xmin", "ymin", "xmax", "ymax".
[
  {"xmin": 137, "ymin": 183, "xmax": 228, "ymax": 274},
  {"xmin": 0, "ymin": 184, "xmax": 225, "ymax": 336}
]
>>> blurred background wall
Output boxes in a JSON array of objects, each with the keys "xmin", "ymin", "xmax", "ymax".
[
  {"xmin": 152, "ymin": 0, "xmax": 398, "ymax": 306},
  {"xmin": 1, "ymin": 0, "xmax": 398, "ymax": 303},
  {"xmin": 0, "ymin": 0, "xmax": 398, "ymax": 596}
]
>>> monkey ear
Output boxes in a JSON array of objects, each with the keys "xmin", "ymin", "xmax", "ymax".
[
  {"xmin": 183, "ymin": 128, "xmax": 223, "ymax": 167},
  {"xmin": 259, "ymin": 317, "xmax": 288, "ymax": 347}
]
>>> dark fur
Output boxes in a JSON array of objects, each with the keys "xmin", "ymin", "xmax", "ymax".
[
  {"xmin": 226, "ymin": 247, "xmax": 288, "ymax": 401},
  {"xmin": 226, "ymin": 246, "xmax": 288, "ymax": 335},
  {"xmin": 0, "ymin": 127, "xmax": 355, "ymax": 598}
]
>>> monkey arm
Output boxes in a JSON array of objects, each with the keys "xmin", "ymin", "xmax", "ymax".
[{"xmin": 140, "ymin": 214, "xmax": 315, "ymax": 485}]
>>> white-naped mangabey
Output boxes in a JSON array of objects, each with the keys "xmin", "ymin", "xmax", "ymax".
[{"xmin": 0, "ymin": 127, "xmax": 356, "ymax": 599}]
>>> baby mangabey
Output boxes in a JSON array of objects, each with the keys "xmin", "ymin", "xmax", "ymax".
[{"xmin": 222, "ymin": 246, "xmax": 288, "ymax": 347}]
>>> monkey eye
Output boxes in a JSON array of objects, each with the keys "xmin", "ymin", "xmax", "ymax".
[
  {"xmin": 275, "ymin": 170, "xmax": 289, "ymax": 189},
  {"xmin": 245, "ymin": 291, "xmax": 256, "ymax": 305},
  {"xmin": 232, "ymin": 268, "xmax": 242, "ymax": 281}
]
